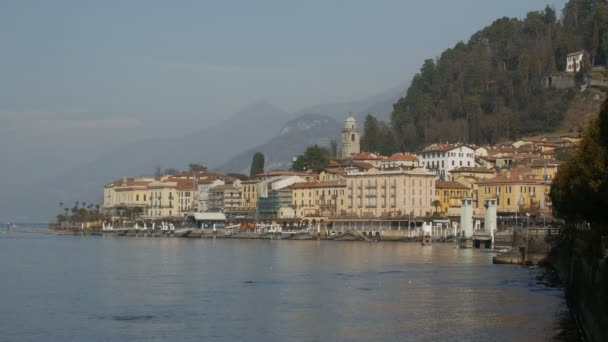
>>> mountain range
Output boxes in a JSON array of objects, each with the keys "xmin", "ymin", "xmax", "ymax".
[{"xmin": 1, "ymin": 85, "xmax": 404, "ymax": 222}]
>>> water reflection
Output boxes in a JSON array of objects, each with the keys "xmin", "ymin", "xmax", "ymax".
[{"xmin": 0, "ymin": 231, "xmax": 580, "ymax": 341}]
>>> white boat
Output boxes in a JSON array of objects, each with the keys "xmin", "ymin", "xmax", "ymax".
[{"xmin": 174, "ymin": 228, "xmax": 192, "ymax": 237}]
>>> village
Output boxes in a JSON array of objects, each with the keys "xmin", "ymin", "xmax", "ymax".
[{"xmin": 97, "ymin": 112, "xmax": 575, "ymax": 235}]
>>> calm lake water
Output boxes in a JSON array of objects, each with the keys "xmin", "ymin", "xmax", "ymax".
[{"xmin": 0, "ymin": 227, "xmax": 579, "ymax": 341}]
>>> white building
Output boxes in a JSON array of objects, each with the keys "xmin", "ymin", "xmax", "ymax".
[
  {"xmin": 257, "ymin": 175, "xmax": 306, "ymax": 199},
  {"xmin": 417, "ymin": 144, "xmax": 475, "ymax": 180},
  {"xmin": 566, "ymin": 51, "xmax": 584, "ymax": 73},
  {"xmin": 197, "ymin": 178, "xmax": 225, "ymax": 212},
  {"xmin": 474, "ymin": 147, "xmax": 488, "ymax": 157},
  {"xmin": 340, "ymin": 115, "xmax": 360, "ymax": 159}
]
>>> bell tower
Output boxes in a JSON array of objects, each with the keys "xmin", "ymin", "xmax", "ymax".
[{"xmin": 340, "ymin": 114, "xmax": 360, "ymax": 159}]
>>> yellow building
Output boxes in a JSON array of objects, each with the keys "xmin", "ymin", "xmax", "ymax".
[
  {"xmin": 434, "ymin": 181, "xmax": 472, "ymax": 216},
  {"xmin": 319, "ymin": 168, "xmax": 346, "ymax": 182},
  {"xmin": 449, "ymin": 167, "xmax": 496, "ymax": 187},
  {"xmin": 529, "ymin": 160, "xmax": 561, "ymax": 181},
  {"xmin": 291, "ymin": 180, "xmax": 346, "ymax": 218},
  {"xmin": 145, "ymin": 178, "xmax": 196, "ymax": 218},
  {"xmin": 103, "ymin": 177, "xmax": 154, "ymax": 216},
  {"xmin": 476, "ymin": 176, "xmax": 550, "ymax": 215},
  {"xmin": 240, "ymin": 180, "xmax": 259, "ymax": 209}
]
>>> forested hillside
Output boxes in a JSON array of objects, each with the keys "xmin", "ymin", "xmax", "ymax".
[{"xmin": 390, "ymin": 0, "xmax": 608, "ymax": 150}]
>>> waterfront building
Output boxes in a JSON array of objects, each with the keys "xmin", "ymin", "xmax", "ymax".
[
  {"xmin": 258, "ymin": 187, "xmax": 293, "ymax": 220},
  {"xmin": 240, "ymin": 179, "xmax": 260, "ymax": 209},
  {"xmin": 256, "ymin": 176, "xmax": 306, "ymax": 219},
  {"xmin": 434, "ymin": 181, "xmax": 472, "ymax": 216},
  {"xmin": 291, "ymin": 180, "xmax": 346, "ymax": 218},
  {"xmin": 417, "ymin": 144, "xmax": 475, "ymax": 180},
  {"xmin": 209, "ymin": 181, "xmax": 242, "ymax": 213},
  {"xmin": 146, "ymin": 179, "xmax": 179, "ymax": 218},
  {"xmin": 340, "ymin": 115, "xmax": 360, "ymax": 159},
  {"xmin": 196, "ymin": 178, "xmax": 225, "ymax": 212},
  {"xmin": 103, "ymin": 177, "xmax": 154, "ymax": 216},
  {"xmin": 476, "ymin": 176, "xmax": 551, "ymax": 215},
  {"xmin": 341, "ymin": 168, "xmax": 435, "ymax": 218}
]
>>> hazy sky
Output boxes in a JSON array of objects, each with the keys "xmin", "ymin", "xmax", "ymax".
[
  {"xmin": 1, "ymin": 0, "xmax": 566, "ymax": 140},
  {"xmin": 1, "ymin": 0, "xmax": 572, "ymax": 221}
]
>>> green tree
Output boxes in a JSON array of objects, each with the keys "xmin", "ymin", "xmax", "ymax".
[
  {"xmin": 361, "ymin": 114, "xmax": 380, "ymax": 152},
  {"xmin": 249, "ymin": 152, "xmax": 265, "ymax": 177},
  {"xmin": 291, "ymin": 145, "xmax": 330, "ymax": 172},
  {"xmin": 361, "ymin": 114, "xmax": 398, "ymax": 155},
  {"xmin": 551, "ymin": 98, "xmax": 608, "ymax": 229},
  {"xmin": 432, "ymin": 200, "xmax": 441, "ymax": 214},
  {"xmin": 390, "ymin": 2, "xmax": 600, "ymax": 150},
  {"xmin": 329, "ymin": 139, "xmax": 338, "ymax": 158},
  {"xmin": 189, "ymin": 163, "xmax": 207, "ymax": 173}
]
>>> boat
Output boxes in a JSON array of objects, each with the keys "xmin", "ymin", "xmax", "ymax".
[
  {"xmin": 281, "ymin": 229, "xmax": 308, "ymax": 236},
  {"xmin": 174, "ymin": 228, "xmax": 192, "ymax": 237}
]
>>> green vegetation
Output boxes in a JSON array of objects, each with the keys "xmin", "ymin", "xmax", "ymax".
[
  {"xmin": 188, "ymin": 163, "xmax": 208, "ymax": 173},
  {"xmin": 291, "ymin": 145, "xmax": 330, "ymax": 172},
  {"xmin": 329, "ymin": 139, "xmax": 338, "ymax": 158},
  {"xmin": 249, "ymin": 152, "xmax": 265, "ymax": 178},
  {"xmin": 391, "ymin": 0, "xmax": 608, "ymax": 150},
  {"xmin": 360, "ymin": 114, "xmax": 398, "ymax": 155},
  {"xmin": 57, "ymin": 201, "xmax": 104, "ymax": 224},
  {"xmin": 551, "ymin": 98, "xmax": 608, "ymax": 230}
]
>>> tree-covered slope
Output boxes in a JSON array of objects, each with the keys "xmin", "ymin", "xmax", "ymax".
[{"xmin": 391, "ymin": 0, "xmax": 608, "ymax": 150}]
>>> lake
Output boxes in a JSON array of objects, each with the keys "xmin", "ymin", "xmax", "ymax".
[{"xmin": 0, "ymin": 228, "xmax": 579, "ymax": 341}]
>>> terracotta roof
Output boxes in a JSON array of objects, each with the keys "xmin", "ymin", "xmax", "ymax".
[
  {"xmin": 106, "ymin": 178, "xmax": 154, "ymax": 188},
  {"xmin": 435, "ymin": 181, "xmax": 470, "ymax": 190},
  {"xmin": 210, "ymin": 184, "xmax": 240, "ymax": 191},
  {"xmin": 290, "ymin": 182, "xmax": 320, "ymax": 189},
  {"xmin": 324, "ymin": 168, "xmax": 347, "ymax": 176},
  {"xmin": 479, "ymin": 156, "xmax": 497, "ymax": 161},
  {"xmin": 387, "ymin": 153, "xmax": 418, "ymax": 161},
  {"xmin": 450, "ymin": 167, "xmax": 495, "ymax": 174},
  {"xmin": 257, "ymin": 170, "xmax": 314, "ymax": 177},
  {"xmin": 166, "ymin": 178, "xmax": 198, "ymax": 190},
  {"xmin": 420, "ymin": 143, "xmax": 475, "ymax": 153},
  {"xmin": 476, "ymin": 176, "xmax": 544, "ymax": 185},
  {"xmin": 349, "ymin": 152, "xmax": 386, "ymax": 160},
  {"xmin": 291, "ymin": 180, "xmax": 346, "ymax": 189}
]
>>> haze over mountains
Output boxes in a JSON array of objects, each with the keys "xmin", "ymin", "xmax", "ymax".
[
  {"xmin": 2, "ymin": 1, "xmax": 565, "ymax": 223},
  {"xmin": 0, "ymin": 85, "xmax": 403, "ymax": 222}
]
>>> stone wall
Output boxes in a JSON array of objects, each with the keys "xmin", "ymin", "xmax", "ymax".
[{"xmin": 549, "ymin": 236, "xmax": 608, "ymax": 342}]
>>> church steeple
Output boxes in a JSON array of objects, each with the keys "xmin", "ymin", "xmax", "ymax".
[{"xmin": 340, "ymin": 114, "xmax": 360, "ymax": 159}]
